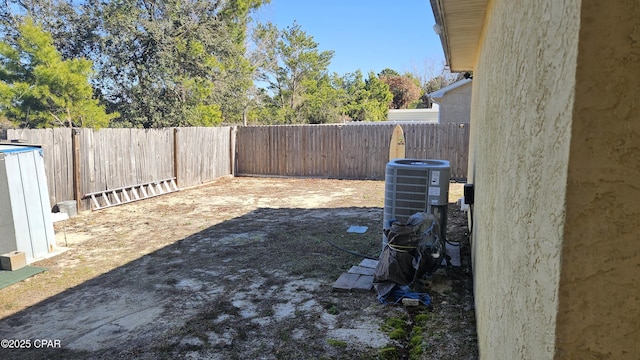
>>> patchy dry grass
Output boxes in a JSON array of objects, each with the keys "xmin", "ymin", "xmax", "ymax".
[{"xmin": 0, "ymin": 177, "xmax": 476, "ymax": 359}]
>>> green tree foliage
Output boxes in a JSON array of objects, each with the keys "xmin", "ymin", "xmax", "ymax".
[
  {"xmin": 2, "ymin": 0, "xmax": 269, "ymax": 128},
  {"xmin": 1, "ymin": 1, "xmax": 440, "ymax": 127},
  {"xmin": 378, "ymin": 68, "xmax": 400, "ymax": 77},
  {"xmin": 96, "ymin": 0, "xmax": 233, "ymax": 127},
  {"xmin": 217, "ymin": 0, "xmax": 269, "ymax": 124},
  {"xmin": 0, "ymin": 0, "xmax": 102, "ymax": 61},
  {"xmin": 0, "ymin": 19, "xmax": 116, "ymax": 128},
  {"xmin": 254, "ymin": 22, "xmax": 334, "ymax": 123},
  {"xmin": 300, "ymin": 73, "xmax": 344, "ymax": 124},
  {"xmin": 251, "ymin": 23, "xmax": 392, "ymax": 124},
  {"xmin": 341, "ymin": 70, "xmax": 392, "ymax": 121}
]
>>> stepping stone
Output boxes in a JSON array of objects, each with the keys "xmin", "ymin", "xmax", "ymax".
[
  {"xmin": 359, "ymin": 259, "xmax": 379, "ymax": 269},
  {"xmin": 332, "ymin": 273, "xmax": 374, "ymax": 291},
  {"xmin": 331, "ymin": 259, "xmax": 378, "ymax": 291},
  {"xmin": 348, "ymin": 265, "xmax": 375, "ymax": 276},
  {"xmin": 347, "ymin": 225, "xmax": 368, "ymax": 233}
]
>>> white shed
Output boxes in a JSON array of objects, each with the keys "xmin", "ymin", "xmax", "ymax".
[{"xmin": 0, "ymin": 144, "xmax": 56, "ymax": 262}]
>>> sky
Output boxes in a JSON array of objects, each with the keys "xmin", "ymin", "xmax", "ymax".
[{"xmin": 252, "ymin": 0, "xmax": 447, "ymax": 77}]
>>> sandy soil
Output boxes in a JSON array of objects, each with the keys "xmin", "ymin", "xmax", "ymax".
[{"xmin": 0, "ymin": 177, "xmax": 476, "ymax": 359}]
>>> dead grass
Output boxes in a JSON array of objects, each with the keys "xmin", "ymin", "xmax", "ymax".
[{"xmin": 0, "ymin": 177, "xmax": 476, "ymax": 359}]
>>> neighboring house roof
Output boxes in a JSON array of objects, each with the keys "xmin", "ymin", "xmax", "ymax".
[
  {"xmin": 429, "ymin": 0, "xmax": 488, "ymax": 71},
  {"xmin": 428, "ymin": 79, "xmax": 472, "ymax": 102}
]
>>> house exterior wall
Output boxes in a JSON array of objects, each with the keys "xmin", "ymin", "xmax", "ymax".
[
  {"xmin": 555, "ymin": 1, "xmax": 640, "ymax": 358},
  {"xmin": 438, "ymin": 83, "xmax": 471, "ymax": 123},
  {"xmin": 469, "ymin": 0, "xmax": 640, "ymax": 358},
  {"xmin": 468, "ymin": 0, "xmax": 579, "ymax": 359}
]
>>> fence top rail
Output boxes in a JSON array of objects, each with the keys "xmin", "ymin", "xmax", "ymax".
[{"xmin": 238, "ymin": 122, "xmax": 468, "ymax": 128}]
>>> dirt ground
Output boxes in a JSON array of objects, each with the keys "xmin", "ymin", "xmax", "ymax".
[{"xmin": 0, "ymin": 177, "xmax": 477, "ymax": 359}]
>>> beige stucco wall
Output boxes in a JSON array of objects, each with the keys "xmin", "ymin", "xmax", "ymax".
[
  {"xmin": 438, "ymin": 83, "xmax": 471, "ymax": 123},
  {"xmin": 468, "ymin": 0, "xmax": 579, "ymax": 358},
  {"xmin": 469, "ymin": 0, "xmax": 640, "ymax": 358},
  {"xmin": 555, "ymin": 1, "xmax": 640, "ymax": 358}
]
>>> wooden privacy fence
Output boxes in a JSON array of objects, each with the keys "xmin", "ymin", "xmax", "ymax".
[
  {"xmin": 235, "ymin": 122, "xmax": 469, "ymax": 180},
  {"xmin": 6, "ymin": 127, "xmax": 233, "ymax": 211},
  {"xmin": 6, "ymin": 122, "xmax": 468, "ymax": 211}
]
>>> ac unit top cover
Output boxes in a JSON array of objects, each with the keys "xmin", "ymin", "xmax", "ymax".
[{"xmin": 387, "ymin": 159, "xmax": 450, "ymax": 169}]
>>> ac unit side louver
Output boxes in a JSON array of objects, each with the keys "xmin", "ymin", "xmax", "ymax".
[{"xmin": 383, "ymin": 159, "xmax": 450, "ymax": 247}]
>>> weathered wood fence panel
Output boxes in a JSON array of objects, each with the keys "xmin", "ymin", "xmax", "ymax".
[
  {"xmin": 6, "ymin": 123, "xmax": 467, "ymax": 211},
  {"xmin": 6, "ymin": 127, "xmax": 233, "ymax": 210},
  {"xmin": 78, "ymin": 128, "xmax": 175, "ymax": 210},
  {"xmin": 235, "ymin": 123, "xmax": 469, "ymax": 180},
  {"xmin": 6, "ymin": 128, "xmax": 73, "ymax": 208},
  {"xmin": 176, "ymin": 127, "xmax": 232, "ymax": 187},
  {"xmin": 402, "ymin": 123, "xmax": 469, "ymax": 178}
]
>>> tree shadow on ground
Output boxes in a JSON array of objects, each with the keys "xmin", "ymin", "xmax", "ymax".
[{"xmin": 0, "ymin": 206, "xmax": 387, "ymax": 360}]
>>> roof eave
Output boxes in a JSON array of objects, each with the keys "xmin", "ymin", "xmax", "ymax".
[
  {"xmin": 430, "ymin": 0, "xmax": 453, "ymax": 71},
  {"xmin": 429, "ymin": 78, "xmax": 473, "ymax": 100},
  {"xmin": 429, "ymin": 0, "xmax": 489, "ymax": 72}
]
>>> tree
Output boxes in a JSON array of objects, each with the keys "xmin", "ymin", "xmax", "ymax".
[
  {"xmin": 379, "ymin": 71, "xmax": 422, "ymax": 109},
  {"xmin": 2, "ymin": 0, "xmax": 269, "ymax": 127},
  {"xmin": 218, "ymin": 0, "xmax": 270, "ymax": 124},
  {"xmin": 254, "ymin": 22, "xmax": 334, "ymax": 124},
  {"xmin": 363, "ymin": 71, "xmax": 393, "ymax": 120},
  {"xmin": 96, "ymin": 0, "xmax": 232, "ymax": 127},
  {"xmin": 1, "ymin": 0, "xmax": 102, "ymax": 62},
  {"xmin": 341, "ymin": 70, "xmax": 392, "ymax": 121},
  {"xmin": 410, "ymin": 58, "xmax": 464, "ymax": 108},
  {"xmin": 378, "ymin": 68, "xmax": 400, "ymax": 77},
  {"xmin": 0, "ymin": 19, "xmax": 116, "ymax": 128},
  {"xmin": 300, "ymin": 73, "xmax": 343, "ymax": 124}
]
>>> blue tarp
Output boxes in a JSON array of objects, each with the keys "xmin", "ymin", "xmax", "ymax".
[{"xmin": 377, "ymin": 284, "xmax": 431, "ymax": 306}]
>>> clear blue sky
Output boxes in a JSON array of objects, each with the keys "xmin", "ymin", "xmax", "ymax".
[{"xmin": 252, "ymin": 0, "xmax": 446, "ymax": 77}]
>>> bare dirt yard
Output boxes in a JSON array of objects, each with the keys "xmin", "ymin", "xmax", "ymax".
[{"xmin": 0, "ymin": 177, "xmax": 477, "ymax": 359}]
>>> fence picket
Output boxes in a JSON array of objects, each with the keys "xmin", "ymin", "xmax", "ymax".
[
  {"xmin": 6, "ymin": 123, "xmax": 468, "ymax": 211},
  {"xmin": 236, "ymin": 123, "xmax": 469, "ymax": 180}
]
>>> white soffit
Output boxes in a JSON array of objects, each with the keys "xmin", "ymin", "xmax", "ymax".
[{"xmin": 430, "ymin": 0, "xmax": 489, "ymax": 72}]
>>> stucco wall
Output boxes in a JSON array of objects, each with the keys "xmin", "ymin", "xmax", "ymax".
[
  {"xmin": 468, "ymin": 0, "xmax": 579, "ymax": 359},
  {"xmin": 555, "ymin": 1, "xmax": 640, "ymax": 358},
  {"xmin": 438, "ymin": 83, "xmax": 471, "ymax": 123}
]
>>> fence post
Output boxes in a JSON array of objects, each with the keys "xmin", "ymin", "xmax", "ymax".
[
  {"xmin": 173, "ymin": 127, "xmax": 179, "ymax": 187},
  {"xmin": 72, "ymin": 128, "xmax": 81, "ymax": 211}
]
